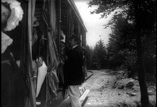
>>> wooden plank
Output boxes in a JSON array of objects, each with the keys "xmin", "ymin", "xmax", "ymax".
[
  {"xmin": 57, "ymin": 89, "xmax": 90, "ymax": 107},
  {"xmin": 57, "ymin": 96, "xmax": 71, "ymax": 107},
  {"xmin": 80, "ymin": 89, "xmax": 90, "ymax": 103}
]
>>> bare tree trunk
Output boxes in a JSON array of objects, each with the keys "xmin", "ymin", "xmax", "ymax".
[{"xmin": 136, "ymin": 33, "xmax": 149, "ymax": 107}]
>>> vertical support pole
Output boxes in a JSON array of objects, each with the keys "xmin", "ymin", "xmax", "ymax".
[
  {"xmin": 66, "ymin": 8, "xmax": 73, "ymax": 46},
  {"xmin": 57, "ymin": 0, "xmax": 61, "ymax": 55},
  {"xmin": 27, "ymin": 0, "xmax": 36, "ymax": 107}
]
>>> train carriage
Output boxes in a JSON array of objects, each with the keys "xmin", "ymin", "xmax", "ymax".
[{"xmin": 2, "ymin": 0, "xmax": 88, "ymax": 107}]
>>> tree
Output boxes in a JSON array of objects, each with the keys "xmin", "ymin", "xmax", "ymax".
[
  {"xmin": 92, "ymin": 39, "xmax": 107, "ymax": 69},
  {"xmin": 88, "ymin": 0, "xmax": 156, "ymax": 106},
  {"xmin": 85, "ymin": 45, "xmax": 94, "ymax": 69},
  {"xmin": 106, "ymin": 13, "xmax": 137, "ymax": 72}
]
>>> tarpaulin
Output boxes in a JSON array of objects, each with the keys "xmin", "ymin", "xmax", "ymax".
[
  {"xmin": 46, "ymin": 69, "xmax": 59, "ymax": 101},
  {"xmin": 36, "ymin": 61, "xmax": 47, "ymax": 97},
  {"xmin": 42, "ymin": 0, "xmax": 60, "ymax": 102}
]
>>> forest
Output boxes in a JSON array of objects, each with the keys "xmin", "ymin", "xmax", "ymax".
[{"xmin": 85, "ymin": 0, "xmax": 156, "ymax": 107}]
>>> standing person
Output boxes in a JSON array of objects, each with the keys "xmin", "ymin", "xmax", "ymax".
[
  {"xmin": 64, "ymin": 35, "xmax": 85, "ymax": 107},
  {"xmin": 1, "ymin": 1, "xmax": 28, "ymax": 107}
]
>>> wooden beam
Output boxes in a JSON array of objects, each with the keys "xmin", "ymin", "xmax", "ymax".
[{"xmin": 27, "ymin": 0, "xmax": 36, "ymax": 107}]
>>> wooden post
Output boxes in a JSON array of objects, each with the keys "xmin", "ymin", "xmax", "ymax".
[
  {"xmin": 134, "ymin": 1, "xmax": 149, "ymax": 106},
  {"xmin": 27, "ymin": 0, "xmax": 36, "ymax": 107},
  {"xmin": 56, "ymin": 0, "xmax": 61, "ymax": 55}
]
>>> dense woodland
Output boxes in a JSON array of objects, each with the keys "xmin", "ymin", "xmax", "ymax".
[{"xmin": 85, "ymin": 0, "xmax": 156, "ymax": 107}]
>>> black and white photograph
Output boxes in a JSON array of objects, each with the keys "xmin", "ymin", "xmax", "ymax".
[{"xmin": 1, "ymin": 0, "xmax": 156, "ymax": 107}]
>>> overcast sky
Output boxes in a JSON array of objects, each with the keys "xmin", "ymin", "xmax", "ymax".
[{"xmin": 74, "ymin": 0, "xmax": 113, "ymax": 48}]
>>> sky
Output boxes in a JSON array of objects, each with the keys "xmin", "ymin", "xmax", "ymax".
[{"xmin": 74, "ymin": 0, "xmax": 113, "ymax": 48}]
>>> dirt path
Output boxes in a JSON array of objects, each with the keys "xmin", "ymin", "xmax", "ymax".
[{"xmin": 82, "ymin": 70, "xmax": 156, "ymax": 107}]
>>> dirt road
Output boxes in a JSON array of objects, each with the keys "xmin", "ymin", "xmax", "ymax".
[{"xmin": 82, "ymin": 70, "xmax": 156, "ymax": 107}]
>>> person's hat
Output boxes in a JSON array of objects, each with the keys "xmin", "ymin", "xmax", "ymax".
[{"xmin": 2, "ymin": 0, "xmax": 24, "ymax": 31}]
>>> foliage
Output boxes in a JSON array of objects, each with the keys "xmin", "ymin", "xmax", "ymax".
[
  {"xmin": 85, "ymin": 45, "xmax": 94, "ymax": 69},
  {"xmin": 88, "ymin": 0, "xmax": 129, "ymax": 18},
  {"xmin": 142, "ymin": 32, "xmax": 156, "ymax": 74},
  {"xmin": 88, "ymin": 0, "xmax": 156, "ymax": 72},
  {"xmin": 88, "ymin": 0, "xmax": 156, "ymax": 106},
  {"xmin": 105, "ymin": 13, "xmax": 136, "ymax": 71},
  {"xmin": 88, "ymin": 0, "xmax": 156, "ymax": 30},
  {"xmin": 91, "ymin": 39, "xmax": 107, "ymax": 69},
  {"xmin": 86, "ymin": 39, "xmax": 107, "ymax": 69}
]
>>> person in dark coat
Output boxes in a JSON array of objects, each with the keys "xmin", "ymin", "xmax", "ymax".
[
  {"xmin": 1, "ymin": 1, "xmax": 28, "ymax": 107},
  {"xmin": 64, "ymin": 35, "xmax": 85, "ymax": 107}
]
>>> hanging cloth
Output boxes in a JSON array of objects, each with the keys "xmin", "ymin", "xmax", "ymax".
[
  {"xmin": 57, "ymin": 63, "xmax": 64, "ymax": 86},
  {"xmin": 42, "ymin": 0, "xmax": 59, "ymax": 68},
  {"xmin": 1, "ymin": 32, "xmax": 13, "ymax": 54},
  {"xmin": 36, "ymin": 61, "xmax": 47, "ymax": 97},
  {"xmin": 46, "ymin": 69, "xmax": 59, "ymax": 102},
  {"xmin": 42, "ymin": 0, "xmax": 60, "ymax": 103}
]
